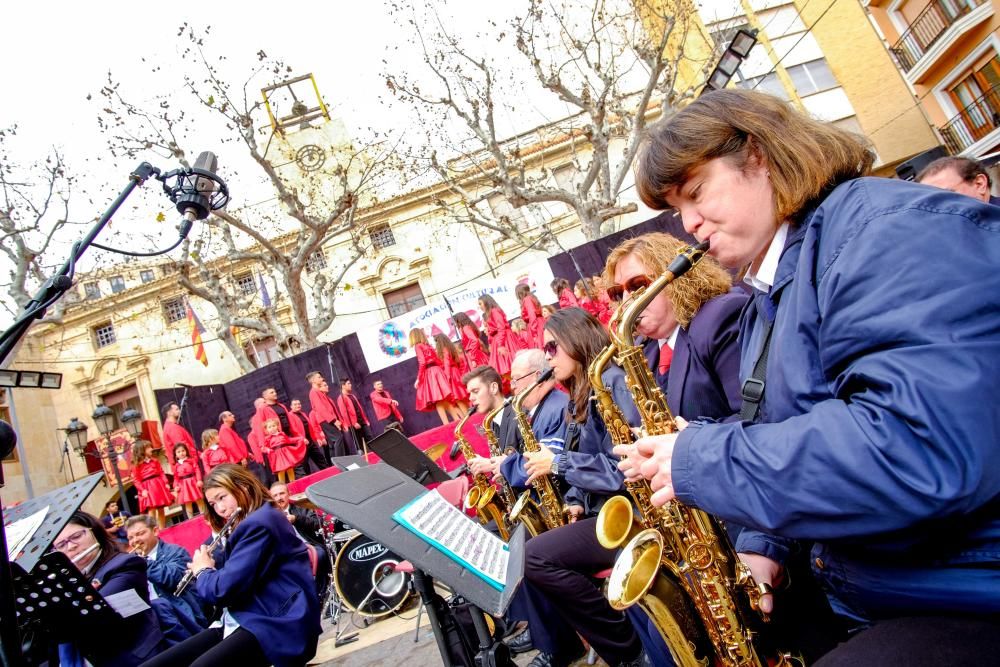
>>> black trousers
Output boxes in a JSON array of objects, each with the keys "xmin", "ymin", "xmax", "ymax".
[
  {"xmin": 524, "ymin": 516, "xmax": 642, "ymax": 664},
  {"xmin": 814, "ymin": 614, "xmax": 1000, "ymax": 667},
  {"xmin": 140, "ymin": 627, "xmax": 270, "ymax": 667},
  {"xmin": 318, "ymin": 421, "xmax": 348, "ymax": 459}
]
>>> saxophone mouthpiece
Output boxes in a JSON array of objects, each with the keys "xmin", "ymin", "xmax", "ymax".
[
  {"xmin": 538, "ymin": 368, "xmax": 555, "ymax": 383},
  {"xmin": 666, "ymin": 240, "xmax": 711, "ymax": 278}
]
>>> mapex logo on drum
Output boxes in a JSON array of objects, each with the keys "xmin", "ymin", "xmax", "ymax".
[{"xmin": 349, "ymin": 542, "xmax": 389, "ymax": 563}]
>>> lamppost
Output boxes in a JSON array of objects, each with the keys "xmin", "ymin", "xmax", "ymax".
[{"xmin": 64, "ymin": 406, "xmax": 137, "ymax": 515}]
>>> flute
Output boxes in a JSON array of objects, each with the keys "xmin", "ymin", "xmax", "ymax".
[
  {"xmin": 71, "ymin": 543, "xmax": 100, "ymax": 564},
  {"xmin": 175, "ymin": 507, "xmax": 241, "ymax": 596}
]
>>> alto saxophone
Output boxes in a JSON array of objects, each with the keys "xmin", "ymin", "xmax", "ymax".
[
  {"xmin": 457, "ymin": 407, "xmax": 511, "ymax": 541},
  {"xmin": 508, "ymin": 368, "xmax": 568, "ymax": 533},
  {"xmin": 481, "ymin": 400, "xmax": 519, "ymax": 511},
  {"xmin": 602, "ymin": 241, "xmax": 791, "ymax": 667}
]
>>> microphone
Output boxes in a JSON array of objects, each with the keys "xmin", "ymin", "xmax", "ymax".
[{"xmin": 169, "ymin": 151, "xmax": 227, "ymax": 223}]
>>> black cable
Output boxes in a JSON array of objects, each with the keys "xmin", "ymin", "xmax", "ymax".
[{"xmin": 90, "ymin": 220, "xmax": 193, "ymax": 257}]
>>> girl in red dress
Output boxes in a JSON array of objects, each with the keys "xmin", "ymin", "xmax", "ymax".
[
  {"xmin": 452, "ymin": 312, "xmax": 490, "ymax": 368},
  {"xmin": 479, "ymin": 294, "xmax": 521, "ymax": 381},
  {"xmin": 434, "ymin": 333, "xmax": 470, "ymax": 413},
  {"xmin": 575, "ymin": 278, "xmax": 604, "ymax": 321},
  {"xmin": 551, "ymin": 278, "xmax": 580, "ymax": 309},
  {"xmin": 515, "ymin": 283, "xmax": 545, "ymax": 349},
  {"xmin": 262, "ymin": 418, "xmax": 306, "ymax": 484},
  {"xmin": 592, "ymin": 275, "xmax": 614, "ymax": 326},
  {"xmin": 172, "ymin": 443, "xmax": 205, "ymax": 518},
  {"xmin": 130, "ymin": 441, "xmax": 173, "ymax": 528},
  {"xmin": 410, "ymin": 328, "xmax": 460, "ymax": 425},
  {"xmin": 200, "ymin": 429, "xmax": 232, "ymax": 474}
]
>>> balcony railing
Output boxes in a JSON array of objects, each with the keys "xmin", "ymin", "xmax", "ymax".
[
  {"xmin": 939, "ymin": 84, "xmax": 1000, "ymax": 153},
  {"xmin": 890, "ymin": 0, "xmax": 985, "ymax": 72}
]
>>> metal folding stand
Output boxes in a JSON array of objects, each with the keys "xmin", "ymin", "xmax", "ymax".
[{"xmin": 307, "ymin": 463, "xmax": 525, "ymax": 667}]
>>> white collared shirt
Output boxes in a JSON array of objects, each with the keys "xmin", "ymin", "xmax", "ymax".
[
  {"xmin": 743, "ymin": 223, "xmax": 790, "ymax": 293},
  {"xmin": 656, "ymin": 325, "xmax": 680, "ymax": 352},
  {"xmin": 145, "ymin": 542, "xmax": 159, "ymax": 600}
]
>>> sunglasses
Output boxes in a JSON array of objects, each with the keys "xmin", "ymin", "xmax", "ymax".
[
  {"xmin": 606, "ymin": 275, "xmax": 654, "ymax": 301},
  {"xmin": 543, "ymin": 340, "xmax": 559, "ymax": 357},
  {"xmin": 53, "ymin": 528, "xmax": 90, "ymax": 552}
]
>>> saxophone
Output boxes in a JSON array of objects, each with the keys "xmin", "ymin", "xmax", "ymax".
[
  {"xmin": 508, "ymin": 368, "xmax": 568, "ymax": 533},
  {"xmin": 602, "ymin": 241, "xmax": 790, "ymax": 667},
  {"xmin": 481, "ymin": 400, "xmax": 518, "ymax": 512},
  {"xmin": 456, "ymin": 407, "xmax": 511, "ymax": 541}
]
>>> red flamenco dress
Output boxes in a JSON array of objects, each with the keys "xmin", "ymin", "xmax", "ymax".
[
  {"xmin": 414, "ymin": 342, "xmax": 455, "ymax": 411},
  {"xmin": 133, "ymin": 458, "xmax": 173, "ymax": 512},
  {"xmin": 443, "ymin": 348, "xmax": 470, "ymax": 402},
  {"xmin": 595, "ymin": 289, "xmax": 613, "ymax": 326},
  {"xmin": 484, "ymin": 307, "xmax": 522, "ymax": 377},
  {"xmin": 558, "ymin": 288, "xmax": 580, "ymax": 310},
  {"xmin": 172, "ymin": 456, "xmax": 202, "ymax": 505},
  {"xmin": 265, "ymin": 432, "xmax": 306, "ymax": 474},
  {"xmin": 460, "ymin": 325, "xmax": 490, "ymax": 368},
  {"xmin": 200, "ymin": 444, "xmax": 232, "ymax": 474},
  {"xmin": 520, "ymin": 296, "xmax": 545, "ymax": 349}
]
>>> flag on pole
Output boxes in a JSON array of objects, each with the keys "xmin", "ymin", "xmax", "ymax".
[
  {"xmin": 258, "ymin": 272, "xmax": 272, "ymax": 308},
  {"xmin": 186, "ymin": 301, "xmax": 209, "ymax": 367}
]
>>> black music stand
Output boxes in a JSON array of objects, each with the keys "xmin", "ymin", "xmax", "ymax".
[
  {"xmin": 3, "ymin": 473, "xmax": 121, "ymax": 659},
  {"xmin": 367, "ymin": 430, "xmax": 451, "ymax": 486},
  {"xmin": 329, "ymin": 454, "xmax": 369, "ymax": 473},
  {"xmin": 307, "ymin": 463, "xmax": 524, "ymax": 667}
]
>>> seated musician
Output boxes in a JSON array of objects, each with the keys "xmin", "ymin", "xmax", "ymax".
[
  {"xmin": 101, "ymin": 499, "xmax": 130, "ymax": 546},
  {"xmin": 126, "ymin": 514, "xmax": 208, "ymax": 630},
  {"xmin": 619, "ymin": 89, "xmax": 1000, "ymax": 665},
  {"xmin": 463, "ymin": 364, "xmax": 521, "ymax": 479},
  {"xmin": 521, "ymin": 308, "xmax": 645, "ymax": 667},
  {"xmin": 53, "ymin": 511, "xmax": 164, "ymax": 666},
  {"xmin": 142, "ymin": 464, "xmax": 321, "ymax": 667},
  {"xmin": 494, "ymin": 349, "xmax": 569, "ymax": 491},
  {"xmin": 269, "ymin": 482, "xmax": 331, "ymax": 599}
]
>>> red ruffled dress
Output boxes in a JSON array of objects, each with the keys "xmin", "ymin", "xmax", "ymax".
[
  {"xmin": 520, "ymin": 296, "xmax": 545, "ymax": 349},
  {"xmin": 558, "ymin": 288, "xmax": 580, "ymax": 309},
  {"xmin": 443, "ymin": 349, "xmax": 470, "ymax": 402},
  {"xmin": 579, "ymin": 296, "xmax": 603, "ymax": 321},
  {"xmin": 460, "ymin": 325, "xmax": 490, "ymax": 368},
  {"xmin": 484, "ymin": 307, "xmax": 522, "ymax": 377},
  {"xmin": 265, "ymin": 432, "xmax": 306, "ymax": 473},
  {"xmin": 172, "ymin": 456, "xmax": 202, "ymax": 505},
  {"xmin": 133, "ymin": 458, "xmax": 173, "ymax": 511},
  {"xmin": 201, "ymin": 445, "xmax": 232, "ymax": 474},
  {"xmin": 596, "ymin": 290, "xmax": 613, "ymax": 326},
  {"xmin": 414, "ymin": 342, "xmax": 455, "ymax": 411}
]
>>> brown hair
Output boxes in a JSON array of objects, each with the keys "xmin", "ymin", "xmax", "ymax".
[
  {"xmin": 131, "ymin": 439, "xmax": 153, "ymax": 463},
  {"xmin": 65, "ymin": 510, "xmax": 121, "ymax": 572},
  {"xmin": 544, "ymin": 308, "xmax": 610, "ymax": 421},
  {"xmin": 916, "ymin": 156, "xmax": 992, "ymax": 187},
  {"xmin": 478, "ymin": 294, "xmax": 500, "ymax": 317},
  {"xmin": 635, "ymin": 89, "xmax": 874, "ymax": 223},
  {"xmin": 461, "ymin": 364, "xmax": 502, "ymax": 391},
  {"xmin": 125, "ymin": 514, "xmax": 158, "ymax": 531},
  {"xmin": 408, "ymin": 327, "xmax": 429, "ymax": 347},
  {"xmin": 434, "ymin": 333, "xmax": 462, "ymax": 365},
  {"xmin": 515, "ymin": 283, "xmax": 542, "ymax": 310},
  {"xmin": 201, "ymin": 464, "xmax": 272, "ymax": 532},
  {"xmin": 603, "ymin": 232, "xmax": 732, "ymax": 328}
]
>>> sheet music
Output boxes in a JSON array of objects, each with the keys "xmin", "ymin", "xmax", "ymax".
[
  {"xmin": 394, "ymin": 489, "xmax": 509, "ymax": 590},
  {"xmin": 104, "ymin": 589, "xmax": 150, "ymax": 618},
  {"xmin": 5, "ymin": 506, "xmax": 48, "ymax": 559}
]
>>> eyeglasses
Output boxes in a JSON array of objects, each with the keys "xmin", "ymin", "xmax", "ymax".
[
  {"xmin": 53, "ymin": 528, "xmax": 90, "ymax": 552},
  {"xmin": 511, "ymin": 371, "xmax": 537, "ymax": 385},
  {"xmin": 606, "ymin": 275, "xmax": 654, "ymax": 301},
  {"xmin": 543, "ymin": 340, "xmax": 559, "ymax": 357}
]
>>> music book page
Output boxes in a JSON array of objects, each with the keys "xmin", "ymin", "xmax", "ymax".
[{"xmin": 393, "ymin": 489, "xmax": 509, "ymax": 590}]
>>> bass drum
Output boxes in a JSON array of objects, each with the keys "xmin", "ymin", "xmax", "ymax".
[{"xmin": 333, "ymin": 533, "xmax": 411, "ymax": 617}]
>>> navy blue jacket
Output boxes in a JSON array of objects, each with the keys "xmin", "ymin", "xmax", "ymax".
[
  {"xmin": 146, "ymin": 539, "xmax": 208, "ymax": 627},
  {"xmin": 500, "ymin": 387, "xmax": 570, "ymax": 489},
  {"xmin": 560, "ymin": 366, "xmax": 641, "ymax": 516},
  {"xmin": 672, "ymin": 178, "xmax": 1000, "ymax": 620},
  {"xmin": 642, "ymin": 289, "xmax": 747, "ymax": 420},
  {"xmin": 81, "ymin": 553, "xmax": 164, "ymax": 666},
  {"xmin": 196, "ymin": 504, "xmax": 321, "ymax": 666}
]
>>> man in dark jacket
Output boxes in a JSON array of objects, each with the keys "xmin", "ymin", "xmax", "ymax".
[{"xmin": 270, "ymin": 482, "xmax": 330, "ymax": 598}]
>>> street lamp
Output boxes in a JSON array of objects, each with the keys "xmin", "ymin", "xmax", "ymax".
[
  {"xmin": 77, "ymin": 405, "xmax": 134, "ymax": 515},
  {"xmin": 701, "ymin": 29, "xmax": 759, "ymax": 95},
  {"xmin": 121, "ymin": 408, "xmax": 144, "ymax": 438}
]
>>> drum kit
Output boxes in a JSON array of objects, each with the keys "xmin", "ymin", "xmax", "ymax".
[{"xmin": 318, "ymin": 510, "xmax": 413, "ymax": 645}]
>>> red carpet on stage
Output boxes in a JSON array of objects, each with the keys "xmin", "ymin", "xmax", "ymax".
[{"xmin": 159, "ymin": 415, "xmax": 488, "ymax": 554}]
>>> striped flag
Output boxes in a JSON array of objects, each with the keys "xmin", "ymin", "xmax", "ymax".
[
  {"xmin": 186, "ymin": 301, "xmax": 209, "ymax": 367},
  {"xmin": 258, "ymin": 272, "xmax": 272, "ymax": 308}
]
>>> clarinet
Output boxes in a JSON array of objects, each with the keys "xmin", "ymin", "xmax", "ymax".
[{"xmin": 175, "ymin": 507, "xmax": 242, "ymax": 596}]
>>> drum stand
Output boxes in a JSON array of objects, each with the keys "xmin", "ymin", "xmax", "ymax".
[{"xmin": 322, "ymin": 539, "xmax": 359, "ymax": 647}]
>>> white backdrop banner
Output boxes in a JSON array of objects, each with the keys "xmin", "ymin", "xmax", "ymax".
[{"xmin": 358, "ymin": 260, "xmax": 556, "ymax": 372}]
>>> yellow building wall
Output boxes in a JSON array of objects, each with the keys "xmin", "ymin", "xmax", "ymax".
[{"xmin": 801, "ymin": 0, "xmax": 939, "ymax": 165}]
